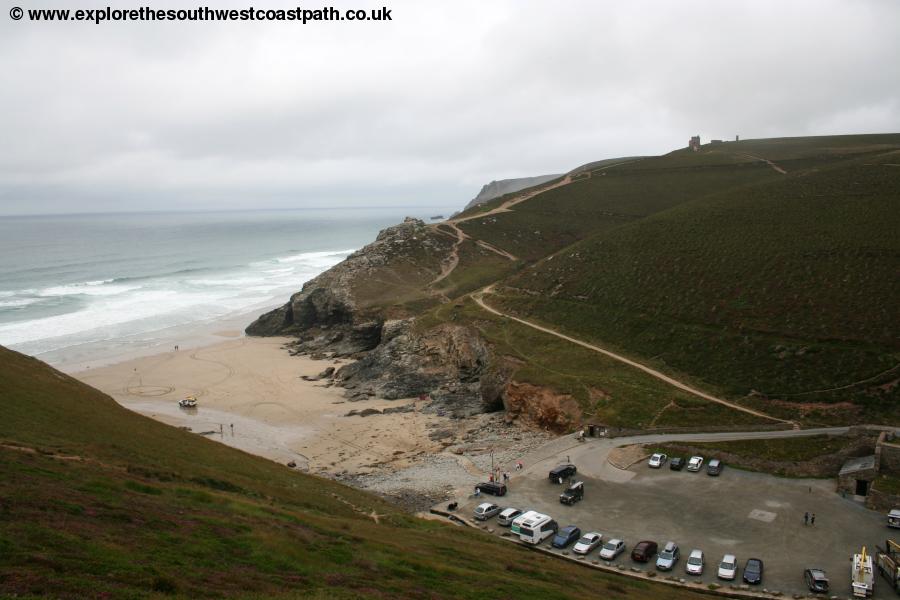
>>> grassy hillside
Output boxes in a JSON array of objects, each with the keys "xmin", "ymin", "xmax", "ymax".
[
  {"xmin": 0, "ymin": 346, "xmax": 711, "ymax": 600},
  {"xmin": 490, "ymin": 135, "xmax": 900, "ymax": 424}
]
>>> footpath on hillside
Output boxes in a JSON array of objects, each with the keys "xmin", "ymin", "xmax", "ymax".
[{"xmin": 471, "ymin": 287, "xmax": 796, "ymax": 428}]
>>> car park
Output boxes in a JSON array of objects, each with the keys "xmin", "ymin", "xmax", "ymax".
[
  {"xmin": 687, "ymin": 456, "xmax": 704, "ymax": 472},
  {"xmin": 656, "ymin": 541, "xmax": 680, "ymax": 571},
  {"xmin": 669, "ymin": 457, "xmax": 685, "ymax": 471},
  {"xmin": 497, "ymin": 507, "xmax": 522, "ymax": 527},
  {"xmin": 743, "ymin": 558, "xmax": 764, "ymax": 584},
  {"xmin": 718, "ymin": 554, "xmax": 738, "ymax": 580},
  {"xmin": 686, "ymin": 549, "xmax": 704, "ymax": 575},
  {"xmin": 549, "ymin": 464, "xmax": 577, "ymax": 483},
  {"xmin": 473, "ymin": 502, "xmax": 501, "ymax": 520},
  {"xmin": 803, "ymin": 568, "xmax": 829, "ymax": 593},
  {"xmin": 559, "ymin": 481, "xmax": 584, "ymax": 505},
  {"xmin": 551, "ymin": 525, "xmax": 581, "ymax": 549},
  {"xmin": 475, "ymin": 481, "xmax": 507, "ymax": 496},
  {"xmin": 631, "ymin": 540, "xmax": 658, "ymax": 562},
  {"xmin": 599, "ymin": 538, "xmax": 626, "ymax": 560},
  {"xmin": 573, "ymin": 532, "xmax": 603, "ymax": 555},
  {"xmin": 707, "ymin": 458, "xmax": 723, "ymax": 476},
  {"xmin": 648, "ymin": 453, "xmax": 667, "ymax": 468}
]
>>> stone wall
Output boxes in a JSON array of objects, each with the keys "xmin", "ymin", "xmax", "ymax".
[
  {"xmin": 866, "ymin": 485, "xmax": 900, "ymax": 512},
  {"xmin": 877, "ymin": 432, "xmax": 900, "ymax": 475}
]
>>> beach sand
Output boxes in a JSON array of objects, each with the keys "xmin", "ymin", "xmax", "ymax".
[{"xmin": 75, "ymin": 334, "xmax": 447, "ymax": 475}]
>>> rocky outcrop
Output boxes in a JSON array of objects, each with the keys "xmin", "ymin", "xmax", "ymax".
[
  {"xmin": 463, "ymin": 175, "xmax": 561, "ymax": 211},
  {"xmin": 246, "ymin": 217, "xmax": 447, "ymax": 356},
  {"xmin": 246, "ymin": 216, "xmax": 512, "ymax": 417},
  {"xmin": 336, "ymin": 320, "xmax": 508, "ymax": 417},
  {"xmin": 502, "ymin": 382, "xmax": 583, "ymax": 433}
]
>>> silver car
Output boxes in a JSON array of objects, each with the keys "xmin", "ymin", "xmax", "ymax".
[
  {"xmin": 497, "ymin": 507, "xmax": 522, "ymax": 526},
  {"xmin": 599, "ymin": 538, "xmax": 626, "ymax": 560},
  {"xmin": 473, "ymin": 502, "xmax": 501, "ymax": 521},
  {"xmin": 686, "ymin": 549, "xmax": 704, "ymax": 575},
  {"xmin": 656, "ymin": 541, "xmax": 680, "ymax": 570}
]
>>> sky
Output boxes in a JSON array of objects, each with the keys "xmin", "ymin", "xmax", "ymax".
[{"xmin": 0, "ymin": 0, "xmax": 898, "ymax": 215}]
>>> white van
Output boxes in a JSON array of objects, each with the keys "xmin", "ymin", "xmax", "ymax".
[{"xmin": 510, "ymin": 510, "xmax": 558, "ymax": 545}]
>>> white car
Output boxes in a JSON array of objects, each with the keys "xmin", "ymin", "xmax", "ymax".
[
  {"xmin": 599, "ymin": 538, "xmax": 626, "ymax": 560},
  {"xmin": 718, "ymin": 554, "xmax": 738, "ymax": 580},
  {"xmin": 573, "ymin": 532, "xmax": 603, "ymax": 555},
  {"xmin": 497, "ymin": 507, "xmax": 522, "ymax": 527},
  {"xmin": 686, "ymin": 549, "xmax": 704, "ymax": 575},
  {"xmin": 687, "ymin": 456, "xmax": 704, "ymax": 472},
  {"xmin": 473, "ymin": 502, "xmax": 501, "ymax": 521},
  {"xmin": 648, "ymin": 453, "xmax": 667, "ymax": 468}
]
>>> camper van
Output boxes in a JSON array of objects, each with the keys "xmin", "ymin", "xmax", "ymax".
[{"xmin": 510, "ymin": 510, "xmax": 558, "ymax": 545}]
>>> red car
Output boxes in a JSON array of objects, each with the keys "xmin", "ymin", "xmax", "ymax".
[{"xmin": 631, "ymin": 540, "xmax": 658, "ymax": 562}]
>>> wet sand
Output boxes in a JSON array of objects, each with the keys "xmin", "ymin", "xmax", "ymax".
[{"xmin": 75, "ymin": 335, "xmax": 445, "ymax": 474}]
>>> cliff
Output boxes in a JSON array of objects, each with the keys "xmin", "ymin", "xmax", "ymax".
[{"xmin": 463, "ymin": 174, "xmax": 561, "ymax": 211}]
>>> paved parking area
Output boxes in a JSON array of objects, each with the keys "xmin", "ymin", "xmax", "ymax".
[{"xmin": 457, "ymin": 458, "xmax": 894, "ymax": 598}]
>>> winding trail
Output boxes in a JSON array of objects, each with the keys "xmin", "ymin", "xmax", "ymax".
[
  {"xmin": 471, "ymin": 287, "xmax": 796, "ymax": 427},
  {"xmin": 736, "ymin": 152, "xmax": 788, "ymax": 174},
  {"xmin": 452, "ymin": 174, "xmax": 574, "ymax": 224}
]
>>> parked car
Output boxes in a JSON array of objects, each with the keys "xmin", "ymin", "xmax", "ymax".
[
  {"xmin": 559, "ymin": 481, "xmax": 584, "ymax": 505},
  {"xmin": 549, "ymin": 464, "xmax": 577, "ymax": 483},
  {"xmin": 669, "ymin": 457, "xmax": 685, "ymax": 471},
  {"xmin": 686, "ymin": 549, "xmax": 704, "ymax": 575},
  {"xmin": 497, "ymin": 507, "xmax": 522, "ymax": 527},
  {"xmin": 573, "ymin": 532, "xmax": 603, "ymax": 555},
  {"xmin": 551, "ymin": 525, "xmax": 581, "ymax": 549},
  {"xmin": 648, "ymin": 453, "xmax": 667, "ymax": 468},
  {"xmin": 473, "ymin": 502, "xmax": 501, "ymax": 520},
  {"xmin": 687, "ymin": 456, "xmax": 704, "ymax": 472},
  {"xmin": 474, "ymin": 481, "xmax": 507, "ymax": 496},
  {"xmin": 804, "ymin": 568, "xmax": 829, "ymax": 593},
  {"xmin": 717, "ymin": 554, "xmax": 738, "ymax": 580},
  {"xmin": 656, "ymin": 541, "xmax": 680, "ymax": 571},
  {"xmin": 888, "ymin": 508, "xmax": 900, "ymax": 528},
  {"xmin": 743, "ymin": 558, "xmax": 764, "ymax": 584},
  {"xmin": 707, "ymin": 458, "xmax": 723, "ymax": 476},
  {"xmin": 631, "ymin": 540, "xmax": 658, "ymax": 563},
  {"xmin": 599, "ymin": 538, "xmax": 626, "ymax": 560}
]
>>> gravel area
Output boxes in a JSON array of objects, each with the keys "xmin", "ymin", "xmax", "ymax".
[{"xmin": 336, "ymin": 413, "xmax": 556, "ymax": 512}]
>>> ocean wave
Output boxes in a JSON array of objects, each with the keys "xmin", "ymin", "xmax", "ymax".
[
  {"xmin": 38, "ymin": 282, "xmax": 142, "ymax": 297},
  {"xmin": 0, "ymin": 297, "xmax": 40, "ymax": 308},
  {"xmin": 273, "ymin": 249, "xmax": 355, "ymax": 264}
]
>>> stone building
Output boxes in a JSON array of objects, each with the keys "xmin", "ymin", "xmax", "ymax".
[
  {"xmin": 837, "ymin": 430, "xmax": 900, "ymax": 511},
  {"xmin": 688, "ymin": 135, "xmax": 701, "ymax": 151}
]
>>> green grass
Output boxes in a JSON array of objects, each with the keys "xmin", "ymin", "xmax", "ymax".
[
  {"xmin": 417, "ymin": 298, "xmax": 771, "ymax": 429},
  {"xmin": 493, "ymin": 135, "xmax": 900, "ymax": 424},
  {"xmin": 0, "ymin": 345, "xmax": 716, "ymax": 600},
  {"xmin": 875, "ymin": 474, "xmax": 900, "ymax": 496},
  {"xmin": 655, "ymin": 434, "xmax": 864, "ymax": 463}
]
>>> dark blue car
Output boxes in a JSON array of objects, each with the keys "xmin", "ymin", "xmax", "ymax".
[{"xmin": 551, "ymin": 525, "xmax": 581, "ymax": 549}]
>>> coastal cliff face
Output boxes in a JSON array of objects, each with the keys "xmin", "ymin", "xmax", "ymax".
[
  {"xmin": 246, "ymin": 217, "xmax": 450, "ymax": 355},
  {"xmin": 463, "ymin": 174, "xmax": 561, "ymax": 211},
  {"xmin": 336, "ymin": 320, "xmax": 509, "ymax": 417},
  {"xmin": 246, "ymin": 217, "xmax": 511, "ymax": 418}
]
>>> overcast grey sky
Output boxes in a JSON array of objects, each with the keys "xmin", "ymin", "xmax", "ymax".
[{"xmin": 1, "ymin": 0, "xmax": 898, "ymax": 215}]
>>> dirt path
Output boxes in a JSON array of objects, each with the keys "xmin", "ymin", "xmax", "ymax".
[
  {"xmin": 452, "ymin": 175, "xmax": 574, "ymax": 224},
  {"xmin": 472, "ymin": 287, "xmax": 796, "ymax": 427},
  {"xmin": 430, "ymin": 222, "xmax": 466, "ymax": 286},
  {"xmin": 737, "ymin": 152, "xmax": 788, "ymax": 175}
]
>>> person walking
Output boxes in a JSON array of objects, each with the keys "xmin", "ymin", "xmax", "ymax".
[
  {"xmin": 803, "ymin": 512, "xmax": 809, "ymax": 526},
  {"xmin": 810, "ymin": 513, "xmax": 816, "ymax": 526}
]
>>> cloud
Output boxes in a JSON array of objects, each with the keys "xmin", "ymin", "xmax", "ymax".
[{"xmin": 0, "ymin": 0, "xmax": 898, "ymax": 214}]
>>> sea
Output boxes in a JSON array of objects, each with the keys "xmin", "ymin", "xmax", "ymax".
[{"xmin": 0, "ymin": 207, "xmax": 455, "ymax": 371}]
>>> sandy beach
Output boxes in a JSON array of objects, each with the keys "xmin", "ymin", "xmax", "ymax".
[
  {"xmin": 75, "ymin": 333, "xmax": 447, "ymax": 474},
  {"xmin": 74, "ymin": 331, "xmax": 555, "ymax": 510}
]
